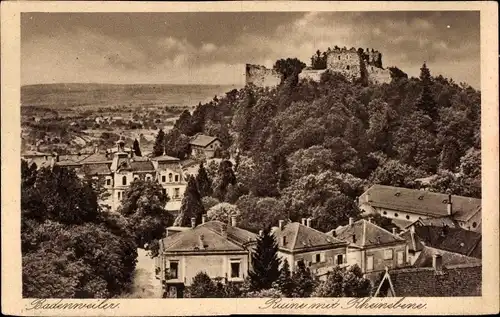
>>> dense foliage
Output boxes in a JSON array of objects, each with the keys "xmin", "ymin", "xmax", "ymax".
[
  {"xmin": 168, "ymin": 62, "xmax": 481, "ymax": 233},
  {"xmin": 248, "ymin": 228, "xmax": 281, "ymax": 291},
  {"xmin": 21, "ymin": 161, "xmax": 137, "ymax": 298}
]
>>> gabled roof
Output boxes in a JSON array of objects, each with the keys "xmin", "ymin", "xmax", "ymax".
[
  {"xmin": 403, "ymin": 225, "xmax": 481, "ymax": 258},
  {"xmin": 362, "ymin": 185, "xmax": 481, "ymax": 221},
  {"xmin": 151, "ymin": 155, "xmax": 180, "ymax": 162},
  {"xmin": 161, "ymin": 220, "xmax": 256, "ymax": 253},
  {"xmin": 79, "ymin": 163, "xmax": 111, "ymax": 175},
  {"xmin": 157, "ymin": 162, "xmax": 183, "ymax": 174},
  {"xmin": 374, "ymin": 263, "xmax": 482, "ymax": 297},
  {"xmin": 331, "ymin": 219, "xmax": 405, "ymax": 248},
  {"xmin": 413, "ymin": 246, "xmax": 482, "ymax": 268},
  {"xmin": 130, "ymin": 160, "xmax": 155, "ymax": 172},
  {"xmin": 189, "ymin": 134, "xmax": 220, "ymax": 147},
  {"xmin": 273, "ymin": 222, "xmax": 346, "ymax": 252}
]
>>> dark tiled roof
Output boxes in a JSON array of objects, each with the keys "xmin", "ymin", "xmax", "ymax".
[
  {"xmin": 78, "ymin": 153, "xmax": 111, "ymax": 164},
  {"xmin": 80, "ymin": 163, "xmax": 111, "ymax": 175},
  {"xmin": 130, "ymin": 160, "xmax": 155, "ymax": 172},
  {"xmin": 376, "ymin": 263, "xmax": 482, "ymax": 297},
  {"xmin": 332, "ymin": 219, "xmax": 405, "ymax": 248},
  {"xmin": 273, "ymin": 222, "xmax": 346, "ymax": 252},
  {"xmin": 406, "ymin": 217, "xmax": 459, "ymax": 229},
  {"xmin": 362, "ymin": 185, "xmax": 481, "ymax": 221},
  {"xmin": 400, "ymin": 230, "xmax": 425, "ymax": 253},
  {"xmin": 413, "ymin": 246, "xmax": 482, "ymax": 268},
  {"xmin": 161, "ymin": 221, "xmax": 256, "ymax": 253},
  {"xmin": 189, "ymin": 134, "xmax": 220, "ymax": 147},
  {"xmin": 158, "ymin": 162, "xmax": 183, "ymax": 173},
  {"xmin": 410, "ymin": 225, "xmax": 481, "ymax": 258}
]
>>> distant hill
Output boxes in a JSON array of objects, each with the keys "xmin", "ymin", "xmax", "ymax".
[{"xmin": 21, "ymin": 83, "xmax": 242, "ymax": 109}]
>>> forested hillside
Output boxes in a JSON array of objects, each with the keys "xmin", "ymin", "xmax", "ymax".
[{"xmin": 162, "ymin": 62, "xmax": 481, "ymax": 233}]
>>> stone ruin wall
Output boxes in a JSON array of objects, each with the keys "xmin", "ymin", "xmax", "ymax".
[
  {"xmin": 326, "ymin": 49, "xmax": 362, "ymax": 82},
  {"xmin": 367, "ymin": 65, "xmax": 392, "ymax": 84},
  {"xmin": 245, "ymin": 64, "xmax": 282, "ymax": 88},
  {"xmin": 298, "ymin": 68, "xmax": 328, "ymax": 82}
]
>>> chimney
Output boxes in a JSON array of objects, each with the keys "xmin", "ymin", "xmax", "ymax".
[
  {"xmin": 301, "ymin": 218, "xmax": 307, "ymax": 226},
  {"xmin": 306, "ymin": 218, "xmax": 312, "ymax": 228},
  {"xmin": 190, "ymin": 217, "xmax": 196, "ymax": 228},
  {"xmin": 433, "ymin": 254, "xmax": 443, "ymax": 272},
  {"xmin": 231, "ymin": 215, "xmax": 237, "ymax": 227},
  {"xmin": 259, "ymin": 229, "xmax": 263, "ymax": 236},
  {"xmin": 410, "ymin": 225, "xmax": 415, "ymax": 234},
  {"xmin": 352, "ymin": 234, "xmax": 357, "ymax": 243},
  {"xmin": 278, "ymin": 220, "xmax": 284, "ymax": 230},
  {"xmin": 202, "ymin": 214, "xmax": 207, "ymax": 224},
  {"xmin": 349, "ymin": 217, "xmax": 354, "ymax": 226},
  {"xmin": 368, "ymin": 217, "xmax": 372, "ymax": 223},
  {"xmin": 392, "ymin": 228, "xmax": 398, "ymax": 235},
  {"xmin": 199, "ymin": 234, "xmax": 206, "ymax": 250},
  {"xmin": 447, "ymin": 194, "xmax": 453, "ymax": 215},
  {"xmin": 221, "ymin": 223, "xmax": 227, "ymax": 237}
]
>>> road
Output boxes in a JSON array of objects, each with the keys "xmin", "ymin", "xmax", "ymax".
[{"xmin": 125, "ymin": 248, "xmax": 163, "ymax": 298}]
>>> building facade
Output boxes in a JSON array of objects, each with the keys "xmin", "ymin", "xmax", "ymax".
[
  {"xmin": 156, "ymin": 218, "xmax": 257, "ymax": 298},
  {"xmin": 189, "ymin": 134, "xmax": 222, "ymax": 159}
]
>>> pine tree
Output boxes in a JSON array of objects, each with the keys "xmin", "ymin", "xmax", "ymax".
[
  {"xmin": 416, "ymin": 63, "xmax": 438, "ymax": 121},
  {"xmin": 248, "ymin": 227, "xmax": 281, "ymax": 291},
  {"xmin": 153, "ymin": 129, "xmax": 165, "ymax": 157},
  {"xmin": 132, "ymin": 139, "xmax": 142, "ymax": 157},
  {"xmin": 273, "ymin": 259, "xmax": 295, "ymax": 297},
  {"xmin": 173, "ymin": 176, "xmax": 205, "ymax": 227},
  {"xmin": 196, "ymin": 163, "xmax": 213, "ymax": 197},
  {"xmin": 290, "ymin": 261, "xmax": 316, "ymax": 297}
]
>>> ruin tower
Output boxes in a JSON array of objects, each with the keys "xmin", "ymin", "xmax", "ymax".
[{"xmin": 326, "ymin": 48, "xmax": 362, "ymax": 82}]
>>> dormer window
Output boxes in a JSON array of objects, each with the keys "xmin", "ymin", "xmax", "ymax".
[
  {"xmin": 418, "ymin": 195, "xmax": 424, "ymax": 200},
  {"xmin": 395, "ymin": 192, "xmax": 401, "ymax": 197}
]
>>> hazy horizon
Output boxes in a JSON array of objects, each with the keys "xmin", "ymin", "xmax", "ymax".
[{"xmin": 22, "ymin": 11, "xmax": 480, "ymax": 88}]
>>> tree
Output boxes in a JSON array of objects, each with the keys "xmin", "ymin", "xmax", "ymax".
[
  {"xmin": 313, "ymin": 193, "xmax": 360, "ymax": 232},
  {"xmin": 248, "ymin": 228, "xmax": 281, "ymax": 291},
  {"xmin": 118, "ymin": 179, "xmax": 171, "ymax": 257},
  {"xmin": 237, "ymin": 196, "xmax": 288, "ymax": 233},
  {"xmin": 174, "ymin": 110, "xmax": 194, "ymax": 136},
  {"xmin": 416, "ymin": 63, "xmax": 438, "ymax": 120},
  {"xmin": 290, "ymin": 261, "xmax": 316, "ymax": 297},
  {"xmin": 206, "ymin": 202, "xmax": 240, "ymax": 223},
  {"xmin": 369, "ymin": 159, "xmax": 424, "ymax": 189},
  {"xmin": 186, "ymin": 272, "xmax": 219, "ymax": 298},
  {"xmin": 311, "ymin": 265, "xmax": 372, "ymax": 297},
  {"xmin": 273, "ymin": 259, "xmax": 295, "ymax": 297},
  {"xmin": 195, "ymin": 163, "xmax": 212, "ymax": 197},
  {"xmin": 164, "ymin": 128, "xmax": 190, "ymax": 160},
  {"xmin": 213, "ymin": 160, "xmax": 237, "ymax": 201},
  {"xmin": 21, "ymin": 165, "xmax": 137, "ymax": 298},
  {"xmin": 273, "ymin": 58, "xmax": 306, "ymax": 81},
  {"xmin": 201, "ymin": 196, "xmax": 220, "ymax": 210},
  {"xmin": 132, "ymin": 139, "xmax": 142, "ymax": 156},
  {"xmin": 153, "ymin": 129, "xmax": 165, "ymax": 157},
  {"xmin": 173, "ymin": 176, "xmax": 205, "ymax": 227}
]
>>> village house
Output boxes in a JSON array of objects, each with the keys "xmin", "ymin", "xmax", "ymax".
[
  {"xmin": 358, "ymin": 185, "xmax": 481, "ymax": 232},
  {"xmin": 373, "ymin": 254, "xmax": 481, "ymax": 297},
  {"xmin": 271, "ymin": 218, "xmax": 348, "ymax": 280},
  {"xmin": 189, "ymin": 134, "xmax": 222, "ymax": 159},
  {"xmin": 328, "ymin": 218, "xmax": 408, "ymax": 274},
  {"xmin": 27, "ymin": 137, "xmax": 188, "ymax": 213},
  {"xmin": 399, "ymin": 224, "xmax": 481, "ymax": 265},
  {"xmin": 156, "ymin": 216, "xmax": 257, "ymax": 298}
]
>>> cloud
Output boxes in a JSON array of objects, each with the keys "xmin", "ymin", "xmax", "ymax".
[{"xmin": 21, "ymin": 12, "xmax": 480, "ymax": 88}]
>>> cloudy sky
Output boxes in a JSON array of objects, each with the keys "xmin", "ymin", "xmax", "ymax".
[{"xmin": 21, "ymin": 11, "xmax": 480, "ymax": 88}]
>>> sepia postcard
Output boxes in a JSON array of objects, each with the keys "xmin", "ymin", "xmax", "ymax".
[{"xmin": 1, "ymin": 1, "xmax": 499, "ymax": 316}]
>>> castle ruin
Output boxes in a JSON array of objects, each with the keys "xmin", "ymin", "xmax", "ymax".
[{"xmin": 246, "ymin": 47, "xmax": 392, "ymax": 88}]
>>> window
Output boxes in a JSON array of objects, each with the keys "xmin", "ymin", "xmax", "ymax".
[
  {"xmin": 162, "ymin": 175, "xmax": 166, "ymax": 182},
  {"xmin": 406, "ymin": 215, "xmax": 410, "ymax": 220},
  {"xmin": 296, "ymin": 259, "xmax": 305, "ymax": 268},
  {"xmin": 315, "ymin": 254, "xmax": 321, "ymax": 263},
  {"xmin": 169, "ymin": 261, "xmax": 179, "ymax": 279},
  {"xmin": 122, "ymin": 176, "xmax": 127, "ymax": 186},
  {"xmin": 394, "ymin": 213, "xmax": 399, "ymax": 217},
  {"xmin": 346, "ymin": 65, "xmax": 350, "ymax": 70},
  {"xmin": 106, "ymin": 179, "xmax": 111, "ymax": 186},
  {"xmin": 383, "ymin": 211, "xmax": 387, "ymax": 215},
  {"xmin": 472, "ymin": 222, "xmax": 477, "ymax": 228},
  {"xmin": 117, "ymin": 191, "xmax": 121, "ymax": 200},
  {"xmin": 174, "ymin": 188, "xmax": 180, "ymax": 199},
  {"xmin": 336, "ymin": 254, "xmax": 344, "ymax": 265},
  {"xmin": 175, "ymin": 175, "xmax": 179, "ymax": 182},
  {"xmin": 168, "ymin": 173, "xmax": 173, "ymax": 182},
  {"xmin": 366, "ymin": 255, "xmax": 374, "ymax": 271},
  {"xmin": 397, "ymin": 251, "xmax": 404, "ymax": 266},
  {"xmin": 338, "ymin": 56, "xmax": 341, "ymax": 60},
  {"xmin": 384, "ymin": 249, "xmax": 393, "ymax": 260},
  {"xmin": 230, "ymin": 261, "xmax": 241, "ymax": 278}
]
